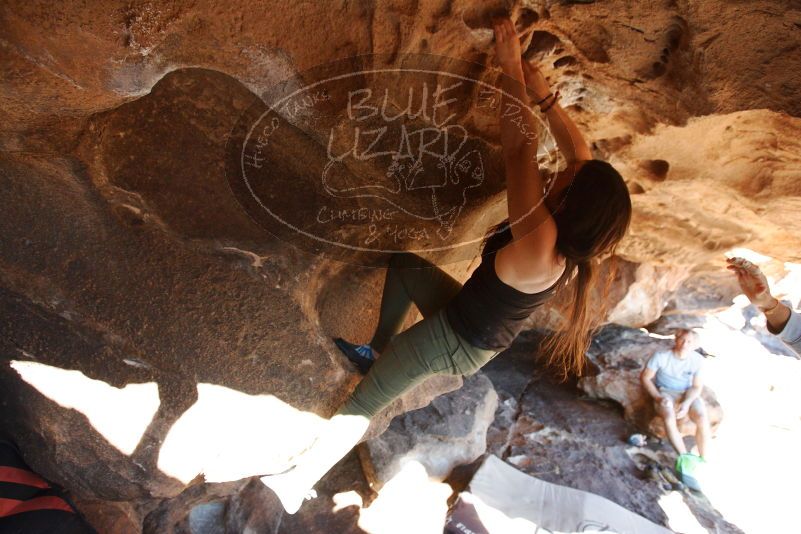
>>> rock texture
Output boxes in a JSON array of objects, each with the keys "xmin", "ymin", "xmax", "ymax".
[
  {"xmin": 3, "ymin": 0, "xmax": 800, "ymax": 264},
  {"xmin": 616, "ymin": 110, "xmax": 801, "ymax": 267},
  {"xmin": 71, "ymin": 499, "xmax": 142, "ymax": 534},
  {"xmin": 359, "ymin": 372, "xmax": 498, "ymax": 489},
  {"xmin": 259, "ymin": 450, "xmax": 369, "ymax": 534},
  {"xmin": 477, "ymin": 335, "xmax": 740, "ymax": 533},
  {"xmin": 525, "ymin": 256, "xmax": 690, "ymax": 332},
  {"xmin": 0, "ymin": 67, "xmax": 466, "ymax": 501},
  {"xmin": 1, "ymin": 0, "xmax": 800, "ymax": 532}
]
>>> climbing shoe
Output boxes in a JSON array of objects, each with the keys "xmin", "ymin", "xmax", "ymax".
[{"xmin": 333, "ymin": 337, "xmax": 375, "ymax": 374}]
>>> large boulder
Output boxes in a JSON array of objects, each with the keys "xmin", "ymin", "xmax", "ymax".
[
  {"xmin": 2, "ymin": 0, "xmax": 801, "ymax": 531},
  {"xmin": 359, "ymin": 372, "xmax": 498, "ymax": 490},
  {"xmin": 3, "ymin": 0, "xmax": 800, "ymax": 267},
  {"xmin": 0, "ymin": 118, "xmax": 465, "ymax": 500},
  {"xmin": 249, "ymin": 450, "xmax": 369, "ymax": 534},
  {"xmin": 70, "ymin": 499, "xmax": 142, "ymax": 534},
  {"xmin": 478, "ymin": 334, "xmax": 738, "ymax": 531},
  {"xmin": 526, "ymin": 257, "xmax": 689, "ymax": 332}
]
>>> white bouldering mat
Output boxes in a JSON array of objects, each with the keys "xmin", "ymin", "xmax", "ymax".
[{"xmin": 445, "ymin": 455, "xmax": 672, "ymax": 534}]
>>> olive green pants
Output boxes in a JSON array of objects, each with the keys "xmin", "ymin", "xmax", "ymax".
[{"xmin": 337, "ymin": 253, "xmax": 500, "ymax": 418}]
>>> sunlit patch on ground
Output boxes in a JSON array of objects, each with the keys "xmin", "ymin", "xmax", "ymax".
[
  {"xmin": 354, "ymin": 460, "xmax": 451, "ymax": 534},
  {"xmin": 159, "ymin": 383, "xmax": 326, "ymax": 483},
  {"xmin": 10, "ymin": 361, "xmax": 160, "ymax": 455},
  {"xmin": 658, "ymin": 492, "xmax": 706, "ymax": 534},
  {"xmin": 331, "ymin": 489, "xmax": 363, "ymax": 512},
  {"xmin": 691, "ymin": 252, "xmax": 801, "ymax": 533}
]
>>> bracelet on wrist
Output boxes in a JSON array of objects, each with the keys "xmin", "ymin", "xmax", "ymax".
[
  {"xmin": 535, "ymin": 93, "xmax": 552, "ymax": 106},
  {"xmin": 540, "ymin": 91, "xmax": 560, "ymax": 113},
  {"xmin": 760, "ymin": 298, "xmax": 780, "ymax": 313}
]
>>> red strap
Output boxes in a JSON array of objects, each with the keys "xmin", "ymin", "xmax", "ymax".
[
  {"xmin": 0, "ymin": 466, "xmax": 51, "ymax": 489},
  {"xmin": 0, "ymin": 496, "xmax": 75, "ymax": 517}
]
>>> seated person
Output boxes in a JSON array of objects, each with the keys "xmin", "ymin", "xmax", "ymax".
[{"xmin": 640, "ymin": 329, "xmax": 710, "ymax": 459}]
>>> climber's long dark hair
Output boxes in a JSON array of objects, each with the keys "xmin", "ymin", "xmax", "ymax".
[{"xmin": 481, "ymin": 160, "xmax": 631, "ymax": 379}]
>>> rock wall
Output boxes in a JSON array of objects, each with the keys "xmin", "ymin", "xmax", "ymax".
[
  {"xmin": 359, "ymin": 372, "xmax": 497, "ymax": 489},
  {"xmin": 479, "ymin": 345, "xmax": 740, "ymax": 533},
  {"xmin": 1, "ymin": 0, "xmax": 800, "ymax": 531}
]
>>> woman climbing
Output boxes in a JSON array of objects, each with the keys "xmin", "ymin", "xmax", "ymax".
[{"xmin": 261, "ymin": 17, "xmax": 632, "ymax": 514}]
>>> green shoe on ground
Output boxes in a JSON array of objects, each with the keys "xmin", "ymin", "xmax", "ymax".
[{"xmin": 675, "ymin": 453, "xmax": 706, "ymax": 492}]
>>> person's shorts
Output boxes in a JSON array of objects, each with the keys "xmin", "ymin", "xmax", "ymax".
[{"xmin": 656, "ymin": 387, "xmax": 706, "ymax": 417}]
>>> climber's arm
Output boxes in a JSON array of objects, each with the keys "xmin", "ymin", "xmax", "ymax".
[
  {"xmin": 498, "ymin": 67, "xmax": 554, "ymax": 250},
  {"xmin": 521, "ymin": 58, "xmax": 592, "ymax": 164},
  {"xmin": 495, "ymin": 18, "xmax": 558, "ymax": 278}
]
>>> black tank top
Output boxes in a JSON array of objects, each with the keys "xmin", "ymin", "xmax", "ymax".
[{"xmin": 445, "ymin": 227, "xmax": 559, "ymax": 351}]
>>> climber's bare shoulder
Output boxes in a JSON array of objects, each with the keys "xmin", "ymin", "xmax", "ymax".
[{"xmin": 494, "ymin": 237, "xmax": 564, "ymax": 294}]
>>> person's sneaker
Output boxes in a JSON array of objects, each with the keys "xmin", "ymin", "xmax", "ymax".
[
  {"xmin": 333, "ymin": 338, "xmax": 376, "ymax": 374},
  {"xmin": 675, "ymin": 453, "xmax": 706, "ymax": 492}
]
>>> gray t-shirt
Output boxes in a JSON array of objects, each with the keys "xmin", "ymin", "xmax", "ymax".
[{"xmin": 646, "ymin": 350, "xmax": 704, "ymax": 391}]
